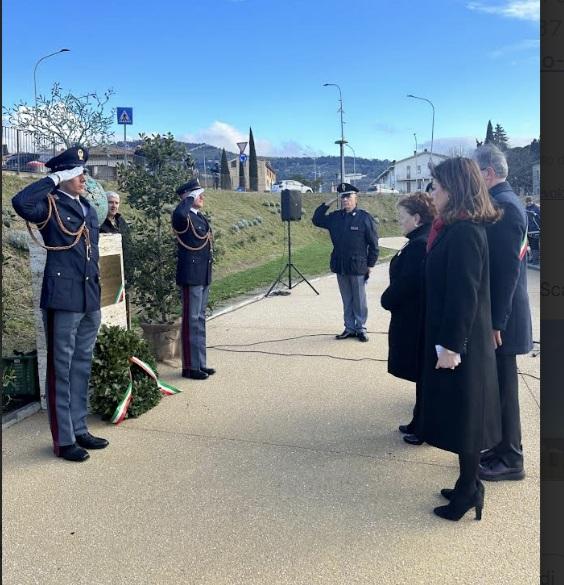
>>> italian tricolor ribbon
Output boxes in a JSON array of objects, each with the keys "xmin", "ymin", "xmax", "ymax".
[
  {"xmin": 518, "ymin": 231, "xmax": 528, "ymax": 261},
  {"xmin": 110, "ymin": 356, "xmax": 181, "ymax": 424},
  {"xmin": 114, "ymin": 283, "xmax": 125, "ymax": 304}
]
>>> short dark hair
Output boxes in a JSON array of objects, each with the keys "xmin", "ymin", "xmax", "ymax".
[
  {"xmin": 431, "ymin": 157, "xmax": 501, "ymax": 225},
  {"xmin": 397, "ymin": 192, "xmax": 437, "ymax": 225}
]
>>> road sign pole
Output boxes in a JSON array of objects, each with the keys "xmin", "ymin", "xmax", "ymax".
[{"xmin": 117, "ymin": 108, "xmax": 133, "ymax": 165}]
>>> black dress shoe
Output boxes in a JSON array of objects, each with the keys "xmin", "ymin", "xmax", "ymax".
[
  {"xmin": 58, "ymin": 444, "xmax": 90, "ymax": 462},
  {"xmin": 357, "ymin": 332, "xmax": 369, "ymax": 342},
  {"xmin": 76, "ymin": 433, "xmax": 109, "ymax": 450},
  {"xmin": 403, "ymin": 433, "xmax": 424, "ymax": 445},
  {"xmin": 479, "ymin": 448, "xmax": 497, "ymax": 464},
  {"xmin": 335, "ymin": 330, "xmax": 356, "ymax": 340},
  {"xmin": 479, "ymin": 458, "xmax": 525, "ymax": 481},
  {"xmin": 182, "ymin": 369, "xmax": 209, "ymax": 380},
  {"xmin": 399, "ymin": 423, "xmax": 415, "ymax": 434},
  {"xmin": 200, "ymin": 367, "xmax": 216, "ymax": 375}
]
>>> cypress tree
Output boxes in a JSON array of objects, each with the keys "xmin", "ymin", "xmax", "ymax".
[
  {"xmin": 249, "ymin": 127, "xmax": 259, "ymax": 191},
  {"xmin": 220, "ymin": 148, "xmax": 231, "ymax": 190},
  {"xmin": 493, "ymin": 123, "xmax": 509, "ymax": 151},
  {"xmin": 238, "ymin": 159, "xmax": 245, "ymax": 191},
  {"xmin": 485, "ymin": 120, "xmax": 494, "ymax": 144}
]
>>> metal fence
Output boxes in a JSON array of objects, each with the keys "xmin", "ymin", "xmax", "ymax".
[{"xmin": 2, "ymin": 126, "xmax": 63, "ymax": 173}]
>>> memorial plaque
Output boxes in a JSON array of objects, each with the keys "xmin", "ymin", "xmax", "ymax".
[{"xmin": 99, "ymin": 253, "xmax": 124, "ymax": 307}]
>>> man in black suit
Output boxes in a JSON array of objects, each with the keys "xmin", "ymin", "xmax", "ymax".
[{"xmin": 473, "ymin": 144, "xmax": 533, "ymax": 481}]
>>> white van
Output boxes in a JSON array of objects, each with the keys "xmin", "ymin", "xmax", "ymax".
[{"xmin": 271, "ymin": 180, "xmax": 313, "ymax": 193}]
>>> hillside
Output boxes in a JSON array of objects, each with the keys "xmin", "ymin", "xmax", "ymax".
[{"xmin": 2, "ymin": 172, "xmax": 402, "ymax": 355}]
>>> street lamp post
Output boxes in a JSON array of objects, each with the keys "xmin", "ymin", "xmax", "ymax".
[
  {"xmin": 407, "ymin": 94, "xmax": 435, "ymax": 157},
  {"xmin": 414, "ymin": 133, "xmax": 418, "ymax": 188},
  {"xmin": 323, "ymin": 83, "xmax": 347, "ymax": 207},
  {"xmin": 33, "ymin": 49, "xmax": 70, "ymax": 138},
  {"xmin": 345, "ymin": 143, "xmax": 356, "ymax": 184}
]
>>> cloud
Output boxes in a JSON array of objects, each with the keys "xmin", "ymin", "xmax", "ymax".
[
  {"xmin": 179, "ymin": 121, "xmax": 246, "ymax": 152},
  {"xmin": 466, "ymin": 0, "xmax": 539, "ymax": 21},
  {"xmin": 179, "ymin": 121, "xmax": 327, "ymax": 157},
  {"xmin": 489, "ymin": 38, "xmax": 539, "ymax": 58}
]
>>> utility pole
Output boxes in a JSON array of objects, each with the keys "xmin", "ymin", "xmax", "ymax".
[{"xmin": 323, "ymin": 83, "xmax": 347, "ymax": 208}]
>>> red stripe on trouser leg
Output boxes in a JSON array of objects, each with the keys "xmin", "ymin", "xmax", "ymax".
[
  {"xmin": 182, "ymin": 286, "xmax": 191, "ymax": 369},
  {"xmin": 46, "ymin": 310, "xmax": 60, "ymax": 456}
]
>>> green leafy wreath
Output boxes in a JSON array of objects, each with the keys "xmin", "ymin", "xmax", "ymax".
[{"xmin": 90, "ymin": 325, "xmax": 162, "ymax": 420}]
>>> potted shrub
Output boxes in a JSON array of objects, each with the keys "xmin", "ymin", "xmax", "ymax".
[{"xmin": 118, "ymin": 133, "xmax": 193, "ymax": 361}]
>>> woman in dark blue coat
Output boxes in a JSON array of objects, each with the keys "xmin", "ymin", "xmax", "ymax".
[
  {"xmin": 381, "ymin": 192, "xmax": 436, "ymax": 443},
  {"xmin": 421, "ymin": 157, "xmax": 502, "ymax": 521}
]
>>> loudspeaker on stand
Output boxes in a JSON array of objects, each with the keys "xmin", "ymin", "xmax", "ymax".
[{"xmin": 280, "ymin": 189, "xmax": 302, "ymax": 222}]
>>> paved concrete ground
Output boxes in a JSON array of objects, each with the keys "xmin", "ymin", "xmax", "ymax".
[{"xmin": 2, "ymin": 263, "xmax": 540, "ymax": 585}]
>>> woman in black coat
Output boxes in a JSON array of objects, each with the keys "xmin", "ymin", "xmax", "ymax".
[
  {"xmin": 381, "ymin": 192, "xmax": 436, "ymax": 444},
  {"xmin": 421, "ymin": 157, "xmax": 502, "ymax": 521}
]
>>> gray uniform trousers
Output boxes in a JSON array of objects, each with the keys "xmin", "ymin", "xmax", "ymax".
[
  {"xmin": 336, "ymin": 274, "xmax": 368, "ymax": 334},
  {"xmin": 42, "ymin": 309, "xmax": 101, "ymax": 453},
  {"xmin": 181, "ymin": 285, "xmax": 209, "ymax": 371}
]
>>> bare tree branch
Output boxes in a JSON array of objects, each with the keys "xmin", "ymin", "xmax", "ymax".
[{"xmin": 2, "ymin": 83, "xmax": 115, "ymax": 149}]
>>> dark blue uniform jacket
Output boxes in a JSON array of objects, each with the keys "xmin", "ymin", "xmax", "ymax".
[
  {"xmin": 172, "ymin": 199, "xmax": 213, "ymax": 287},
  {"xmin": 312, "ymin": 204, "xmax": 379, "ymax": 275},
  {"xmin": 12, "ymin": 176, "xmax": 101, "ymax": 313},
  {"xmin": 487, "ymin": 181, "xmax": 533, "ymax": 355}
]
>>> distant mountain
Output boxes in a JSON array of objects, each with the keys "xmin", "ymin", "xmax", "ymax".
[{"xmin": 115, "ymin": 139, "xmax": 391, "ymax": 191}]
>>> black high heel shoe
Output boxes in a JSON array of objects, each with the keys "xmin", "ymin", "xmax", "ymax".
[
  {"xmin": 433, "ymin": 485, "xmax": 485, "ymax": 521},
  {"xmin": 441, "ymin": 479, "xmax": 484, "ymax": 501}
]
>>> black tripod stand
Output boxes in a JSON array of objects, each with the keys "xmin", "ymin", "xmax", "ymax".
[{"xmin": 265, "ymin": 220, "xmax": 319, "ymax": 297}]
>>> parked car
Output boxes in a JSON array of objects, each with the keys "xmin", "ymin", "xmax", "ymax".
[
  {"xmin": 366, "ymin": 184, "xmax": 400, "ymax": 195},
  {"xmin": 271, "ymin": 180, "xmax": 313, "ymax": 193},
  {"xmin": 2, "ymin": 153, "xmax": 49, "ymax": 172}
]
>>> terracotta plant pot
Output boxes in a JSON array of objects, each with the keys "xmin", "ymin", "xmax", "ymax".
[{"xmin": 139, "ymin": 321, "xmax": 181, "ymax": 362}]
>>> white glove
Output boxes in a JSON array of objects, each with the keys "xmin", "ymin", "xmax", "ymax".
[{"xmin": 49, "ymin": 166, "xmax": 85, "ymax": 185}]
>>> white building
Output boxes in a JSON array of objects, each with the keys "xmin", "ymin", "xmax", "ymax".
[{"xmin": 374, "ymin": 150, "xmax": 448, "ymax": 194}]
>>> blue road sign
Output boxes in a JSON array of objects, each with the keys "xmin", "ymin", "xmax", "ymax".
[
  {"xmin": 239, "ymin": 153, "xmax": 248, "ymax": 163},
  {"xmin": 117, "ymin": 107, "xmax": 133, "ymax": 125}
]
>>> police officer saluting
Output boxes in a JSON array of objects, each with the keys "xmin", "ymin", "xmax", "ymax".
[
  {"xmin": 312, "ymin": 183, "xmax": 379, "ymax": 341},
  {"xmin": 172, "ymin": 178, "xmax": 215, "ymax": 380},
  {"xmin": 12, "ymin": 146, "xmax": 108, "ymax": 462}
]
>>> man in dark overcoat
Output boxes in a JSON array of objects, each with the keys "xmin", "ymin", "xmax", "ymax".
[
  {"xmin": 474, "ymin": 144, "xmax": 533, "ymax": 481},
  {"xmin": 312, "ymin": 183, "xmax": 379, "ymax": 342},
  {"xmin": 12, "ymin": 146, "xmax": 109, "ymax": 462},
  {"xmin": 172, "ymin": 178, "xmax": 215, "ymax": 380}
]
